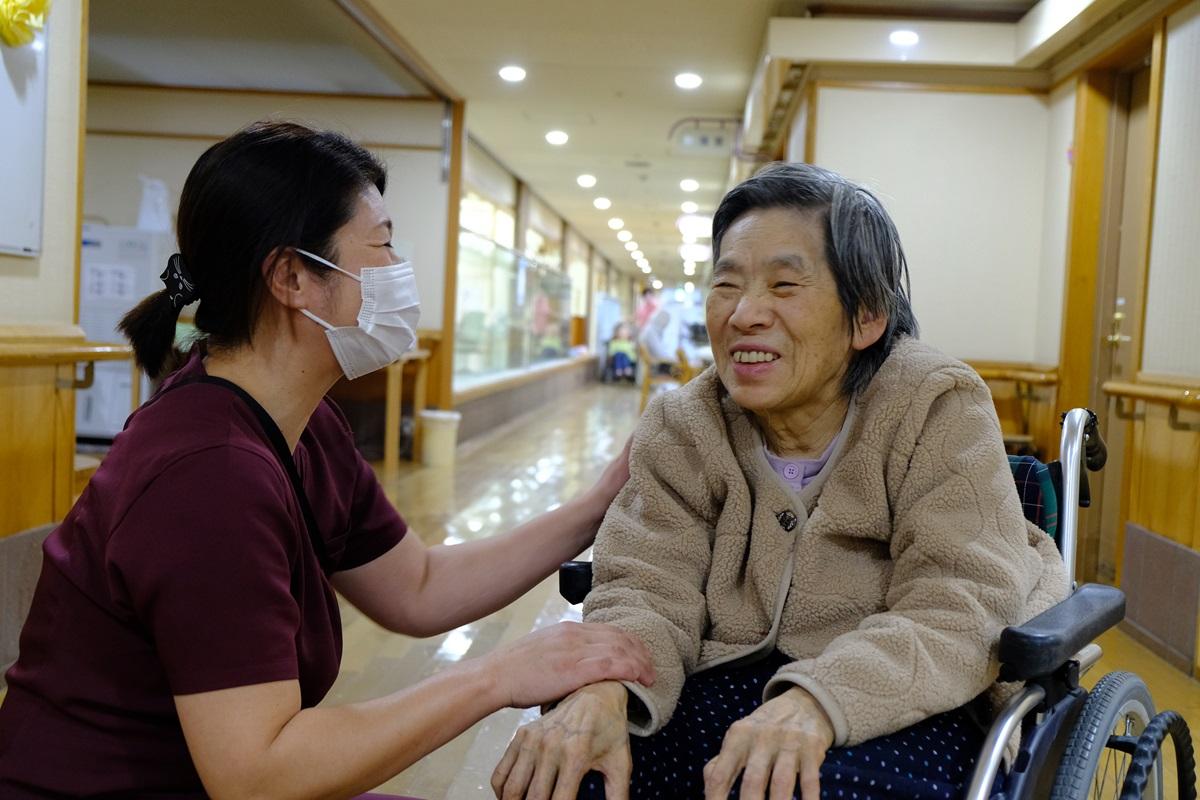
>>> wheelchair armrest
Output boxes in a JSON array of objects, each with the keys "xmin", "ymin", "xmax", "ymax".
[
  {"xmin": 998, "ymin": 583, "xmax": 1125, "ymax": 681},
  {"xmin": 559, "ymin": 560, "xmax": 593, "ymax": 605}
]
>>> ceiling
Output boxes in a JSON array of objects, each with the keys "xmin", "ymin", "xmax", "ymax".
[
  {"xmin": 88, "ymin": 0, "xmax": 1045, "ymax": 285},
  {"xmin": 365, "ymin": 0, "xmax": 1041, "ymax": 283},
  {"xmin": 88, "ymin": 0, "xmax": 428, "ymax": 97}
]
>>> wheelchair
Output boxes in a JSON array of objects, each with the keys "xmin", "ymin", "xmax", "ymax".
[{"xmin": 559, "ymin": 408, "xmax": 1196, "ymax": 799}]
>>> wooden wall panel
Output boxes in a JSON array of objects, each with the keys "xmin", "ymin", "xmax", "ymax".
[{"xmin": 1127, "ymin": 404, "xmax": 1200, "ymax": 550}]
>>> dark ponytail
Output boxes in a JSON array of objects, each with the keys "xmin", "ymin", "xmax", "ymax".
[{"xmin": 119, "ymin": 120, "xmax": 387, "ymax": 379}]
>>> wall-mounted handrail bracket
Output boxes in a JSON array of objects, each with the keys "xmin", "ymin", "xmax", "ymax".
[
  {"xmin": 1113, "ymin": 395, "xmax": 1145, "ymax": 421},
  {"xmin": 56, "ymin": 361, "xmax": 95, "ymax": 391},
  {"xmin": 1168, "ymin": 404, "xmax": 1200, "ymax": 432}
]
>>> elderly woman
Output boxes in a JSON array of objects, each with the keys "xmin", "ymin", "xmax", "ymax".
[{"xmin": 491, "ymin": 163, "xmax": 1068, "ymax": 800}]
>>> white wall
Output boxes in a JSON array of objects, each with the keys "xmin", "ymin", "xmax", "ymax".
[
  {"xmin": 814, "ymin": 86, "xmax": 1051, "ymax": 363},
  {"xmin": 0, "ymin": 1, "xmax": 85, "ymax": 325},
  {"xmin": 1142, "ymin": 0, "xmax": 1200, "ymax": 378},
  {"xmin": 1034, "ymin": 81, "xmax": 1076, "ymax": 365},
  {"xmin": 84, "ymin": 87, "xmax": 450, "ymax": 327}
]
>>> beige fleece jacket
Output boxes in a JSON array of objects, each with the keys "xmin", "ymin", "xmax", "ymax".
[{"xmin": 584, "ymin": 337, "xmax": 1068, "ymax": 748}]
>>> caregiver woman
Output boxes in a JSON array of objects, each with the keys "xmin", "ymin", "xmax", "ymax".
[{"xmin": 0, "ymin": 121, "xmax": 653, "ymax": 799}]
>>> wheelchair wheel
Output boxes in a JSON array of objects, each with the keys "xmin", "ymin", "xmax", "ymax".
[{"xmin": 1050, "ymin": 671, "xmax": 1160, "ymax": 800}]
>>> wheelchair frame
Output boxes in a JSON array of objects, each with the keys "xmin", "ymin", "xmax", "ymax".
[{"xmin": 559, "ymin": 408, "xmax": 1196, "ymax": 800}]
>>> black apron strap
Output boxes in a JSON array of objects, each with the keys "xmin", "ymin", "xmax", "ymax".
[{"xmin": 158, "ymin": 375, "xmax": 333, "ymax": 572}]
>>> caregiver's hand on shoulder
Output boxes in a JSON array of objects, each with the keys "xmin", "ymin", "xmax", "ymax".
[
  {"xmin": 492, "ymin": 680, "xmax": 632, "ymax": 800},
  {"xmin": 704, "ymin": 686, "xmax": 834, "ymax": 800},
  {"xmin": 484, "ymin": 622, "xmax": 654, "ymax": 709}
]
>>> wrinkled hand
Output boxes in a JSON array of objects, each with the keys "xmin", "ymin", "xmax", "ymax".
[
  {"xmin": 704, "ymin": 687, "xmax": 834, "ymax": 800},
  {"xmin": 485, "ymin": 622, "xmax": 654, "ymax": 710},
  {"xmin": 492, "ymin": 680, "xmax": 632, "ymax": 800}
]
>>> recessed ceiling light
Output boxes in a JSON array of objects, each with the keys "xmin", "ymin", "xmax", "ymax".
[
  {"xmin": 607, "ymin": 217, "xmax": 624, "ymax": 230},
  {"xmin": 684, "ymin": 281, "xmax": 695, "ymax": 293},
  {"xmin": 684, "ymin": 265, "xmax": 696, "ymax": 276},
  {"xmin": 577, "ymin": 174, "xmax": 597, "ymax": 188},
  {"xmin": 631, "ymin": 250, "xmax": 644, "ymax": 260},
  {"xmin": 680, "ymin": 178, "xmax": 699, "ymax": 192},
  {"xmin": 681, "ymin": 201, "xmax": 699, "ymax": 214},
  {"xmin": 683, "ymin": 260, "xmax": 696, "ymax": 270},
  {"xmin": 625, "ymin": 241, "xmax": 638, "ymax": 251},
  {"xmin": 674, "ymin": 72, "xmax": 703, "ymax": 90},
  {"xmin": 499, "ymin": 65, "xmax": 527, "ymax": 82},
  {"xmin": 889, "ymin": 30, "xmax": 919, "ymax": 47},
  {"xmin": 545, "ymin": 130, "xmax": 569, "ymax": 146},
  {"xmin": 593, "ymin": 197, "xmax": 612, "ymax": 210},
  {"xmin": 641, "ymin": 265, "xmax": 652, "ymax": 274},
  {"xmin": 637, "ymin": 258, "xmax": 650, "ymax": 269},
  {"xmin": 617, "ymin": 230, "xmax": 633, "ymax": 242},
  {"xmin": 679, "ymin": 242, "xmax": 712, "ymax": 262},
  {"xmin": 682, "ymin": 234, "xmax": 697, "ymax": 244},
  {"xmin": 652, "ymin": 279, "xmax": 663, "ymax": 290}
]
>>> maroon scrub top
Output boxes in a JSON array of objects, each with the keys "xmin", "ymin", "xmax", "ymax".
[{"xmin": 0, "ymin": 349, "xmax": 407, "ymax": 797}]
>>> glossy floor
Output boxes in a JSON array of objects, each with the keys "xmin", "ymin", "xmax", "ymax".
[{"xmin": 331, "ymin": 382, "xmax": 1200, "ymax": 798}]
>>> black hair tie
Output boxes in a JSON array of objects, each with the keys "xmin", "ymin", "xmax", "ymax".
[{"xmin": 160, "ymin": 253, "xmax": 199, "ymax": 310}]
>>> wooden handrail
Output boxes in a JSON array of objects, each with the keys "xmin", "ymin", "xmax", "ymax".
[
  {"xmin": 1102, "ymin": 380, "xmax": 1200, "ymax": 407},
  {"xmin": 0, "ymin": 341, "xmax": 133, "ymax": 366},
  {"xmin": 974, "ymin": 367, "xmax": 1058, "ymax": 386}
]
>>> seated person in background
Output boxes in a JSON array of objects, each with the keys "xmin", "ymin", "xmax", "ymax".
[
  {"xmin": 638, "ymin": 308, "xmax": 679, "ymax": 376},
  {"xmin": 608, "ymin": 323, "xmax": 637, "ymax": 382},
  {"xmin": 492, "ymin": 163, "xmax": 1068, "ymax": 800}
]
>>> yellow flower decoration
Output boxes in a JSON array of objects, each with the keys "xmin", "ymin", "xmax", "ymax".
[{"xmin": 0, "ymin": 0, "xmax": 50, "ymax": 48}]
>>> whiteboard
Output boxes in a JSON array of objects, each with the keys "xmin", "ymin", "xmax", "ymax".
[{"xmin": 0, "ymin": 26, "xmax": 49, "ymax": 257}]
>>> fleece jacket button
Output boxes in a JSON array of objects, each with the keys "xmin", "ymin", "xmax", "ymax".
[{"xmin": 777, "ymin": 510, "xmax": 798, "ymax": 531}]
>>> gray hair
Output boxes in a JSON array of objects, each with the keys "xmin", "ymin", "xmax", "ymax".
[{"xmin": 711, "ymin": 162, "xmax": 918, "ymax": 396}]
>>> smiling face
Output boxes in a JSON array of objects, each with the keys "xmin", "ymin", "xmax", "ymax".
[
  {"xmin": 317, "ymin": 185, "xmax": 400, "ymax": 328},
  {"xmin": 706, "ymin": 206, "xmax": 879, "ymax": 421}
]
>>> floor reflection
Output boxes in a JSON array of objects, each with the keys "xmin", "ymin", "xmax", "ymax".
[{"xmin": 324, "ymin": 382, "xmax": 638, "ymax": 798}]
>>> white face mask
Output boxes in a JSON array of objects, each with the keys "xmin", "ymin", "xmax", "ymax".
[{"xmin": 296, "ymin": 248, "xmax": 421, "ymax": 380}]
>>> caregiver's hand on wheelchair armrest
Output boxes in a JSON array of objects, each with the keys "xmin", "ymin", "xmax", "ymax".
[
  {"xmin": 492, "ymin": 680, "xmax": 633, "ymax": 800},
  {"xmin": 704, "ymin": 686, "xmax": 834, "ymax": 800}
]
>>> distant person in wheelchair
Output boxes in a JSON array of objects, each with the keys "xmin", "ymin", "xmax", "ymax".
[{"xmin": 492, "ymin": 163, "xmax": 1070, "ymax": 800}]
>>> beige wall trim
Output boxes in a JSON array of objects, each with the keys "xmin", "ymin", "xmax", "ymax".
[
  {"xmin": 333, "ymin": 0, "xmax": 461, "ymax": 102},
  {"xmin": 85, "ymin": 127, "xmax": 444, "ymax": 153},
  {"xmin": 435, "ymin": 100, "xmax": 465, "ymax": 410},
  {"xmin": 1133, "ymin": 20, "xmax": 1167, "ymax": 376},
  {"xmin": 815, "ymin": 79, "xmax": 1047, "ymax": 95},
  {"xmin": 73, "ymin": 0, "xmax": 90, "ymax": 326},
  {"xmin": 86, "ymin": 80, "xmax": 435, "ymax": 103}
]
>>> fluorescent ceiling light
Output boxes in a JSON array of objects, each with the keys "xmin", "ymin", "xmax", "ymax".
[
  {"xmin": 499, "ymin": 65, "xmax": 526, "ymax": 82},
  {"xmin": 545, "ymin": 130, "xmax": 569, "ymax": 145},
  {"xmin": 677, "ymin": 214, "xmax": 713, "ymax": 239},
  {"xmin": 674, "ymin": 72, "xmax": 703, "ymax": 90},
  {"xmin": 576, "ymin": 174, "xmax": 597, "ymax": 188},
  {"xmin": 617, "ymin": 230, "xmax": 633, "ymax": 242},
  {"xmin": 679, "ymin": 178, "xmax": 700, "ymax": 193},
  {"xmin": 681, "ymin": 201, "xmax": 699, "ymax": 214},
  {"xmin": 607, "ymin": 217, "xmax": 624, "ymax": 230},
  {"xmin": 889, "ymin": 30, "xmax": 919, "ymax": 47},
  {"xmin": 679, "ymin": 242, "xmax": 712, "ymax": 262},
  {"xmin": 593, "ymin": 197, "xmax": 612, "ymax": 210}
]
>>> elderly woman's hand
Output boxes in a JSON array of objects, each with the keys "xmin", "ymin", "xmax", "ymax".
[
  {"xmin": 703, "ymin": 687, "xmax": 834, "ymax": 800},
  {"xmin": 491, "ymin": 680, "xmax": 631, "ymax": 800}
]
